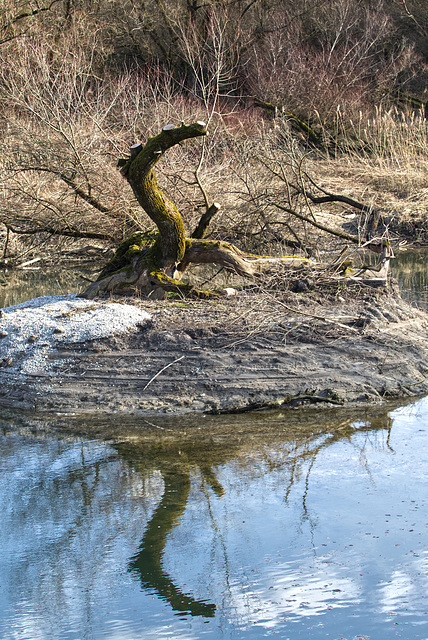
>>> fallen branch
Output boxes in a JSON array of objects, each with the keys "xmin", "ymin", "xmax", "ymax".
[
  {"xmin": 269, "ymin": 200, "xmax": 386, "ymax": 252},
  {"xmin": 178, "ymin": 238, "xmax": 311, "ymax": 277},
  {"xmin": 3, "ymin": 222, "xmax": 115, "ymax": 242},
  {"xmin": 142, "ymin": 355, "xmax": 185, "ymax": 391},
  {"xmin": 300, "ymin": 174, "xmax": 382, "ymax": 234},
  {"xmin": 254, "ymin": 98, "xmax": 322, "ymax": 146},
  {"xmin": 268, "ymin": 296, "xmax": 360, "ymax": 333},
  {"xmin": 209, "ymin": 393, "xmax": 344, "ymax": 414},
  {"xmin": 15, "ymin": 257, "xmax": 41, "ymax": 269}
]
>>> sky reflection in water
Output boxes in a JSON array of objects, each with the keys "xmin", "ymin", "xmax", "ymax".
[{"xmin": 0, "ymin": 398, "xmax": 427, "ymax": 639}]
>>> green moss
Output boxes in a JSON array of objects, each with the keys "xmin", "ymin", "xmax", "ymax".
[
  {"xmin": 149, "ymin": 269, "xmax": 183, "ymax": 287},
  {"xmin": 124, "ymin": 123, "xmax": 206, "ymax": 267},
  {"xmin": 149, "ymin": 268, "xmax": 216, "ymax": 299},
  {"xmin": 97, "ymin": 230, "xmax": 159, "ymax": 280},
  {"xmin": 339, "ymin": 259, "xmax": 354, "ymax": 276}
]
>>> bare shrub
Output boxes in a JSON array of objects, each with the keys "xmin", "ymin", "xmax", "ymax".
[
  {"xmin": 0, "ymin": 0, "xmax": 426, "ymax": 265},
  {"xmin": 244, "ymin": 0, "xmax": 421, "ymax": 127},
  {"xmin": 0, "ymin": 37, "xmax": 211, "ymax": 246}
]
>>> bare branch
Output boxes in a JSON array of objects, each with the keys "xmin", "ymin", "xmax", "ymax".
[
  {"xmin": 270, "ymin": 201, "xmax": 386, "ymax": 251},
  {"xmin": 3, "ymin": 222, "xmax": 115, "ymax": 242}
]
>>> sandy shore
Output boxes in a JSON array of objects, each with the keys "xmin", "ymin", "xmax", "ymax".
[{"xmin": 1, "ymin": 284, "xmax": 427, "ymax": 416}]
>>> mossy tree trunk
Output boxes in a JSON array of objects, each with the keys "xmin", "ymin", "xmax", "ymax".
[
  {"xmin": 81, "ymin": 121, "xmax": 311, "ymax": 299},
  {"xmin": 124, "ymin": 123, "xmax": 207, "ymax": 270}
]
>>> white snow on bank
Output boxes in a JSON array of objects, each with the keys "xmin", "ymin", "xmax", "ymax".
[{"xmin": 0, "ymin": 295, "xmax": 151, "ymax": 376}]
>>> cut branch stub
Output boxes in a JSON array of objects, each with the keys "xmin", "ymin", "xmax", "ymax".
[
  {"xmin": 130, "ymin": 143, "xmax": 143, "ymax": 159},
  {"xmin": 122, "ymin": 122, "xmax": 207, "ymax": 269},
  {"xmin": 191, "ymin": 202, "xmax": 221, "ymax": 239}
]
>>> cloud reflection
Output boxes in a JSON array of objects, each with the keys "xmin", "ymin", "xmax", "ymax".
[{"xmin": 227, "ymin": 554, "xmax": 360, "ymax": 629}]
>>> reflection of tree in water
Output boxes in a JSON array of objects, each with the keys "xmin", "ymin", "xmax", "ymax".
[
  {"xmin": 279, "ymin": 413, "xmax": 394, "ymax": 517},
  {"xmin": 128, "ymin": 466, "xmax": 216, "ymax": 617},
  {"xmin": 118, "ymin": 439, "xmax": 228, "ymax": 618},
  {"xmin": 391, "ymin": 248, "xmax": 428, "ymax": 308},
  {"xmin": 113, "ymin": 407, "xmax": 395, "ymax": 618}
]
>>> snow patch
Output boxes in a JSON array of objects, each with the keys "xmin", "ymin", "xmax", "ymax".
[{"xmin": 0, "ymin": 295, "xmax": 151, "ymax": 375}]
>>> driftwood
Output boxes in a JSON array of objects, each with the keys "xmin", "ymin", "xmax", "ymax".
[
  {"xmin": 271, "ymin": 200, "xmax": 386, "ymax": 252},
  {"xmin": 296, "ymin": 174, "xmax": 383, "ymax": 236},
  {"xmin": 344, "ymin": 244, "xmax": 391, "ymax": 283}
]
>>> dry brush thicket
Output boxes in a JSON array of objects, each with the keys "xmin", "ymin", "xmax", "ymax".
[{"xmin": 0, "ymin": 0, "xmax": 427, "ymax": 274}]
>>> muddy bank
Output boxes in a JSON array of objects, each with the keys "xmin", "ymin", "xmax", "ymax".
[{"xmin": 1, "ymin": 282, "xmax": 427, "ymax": 416}]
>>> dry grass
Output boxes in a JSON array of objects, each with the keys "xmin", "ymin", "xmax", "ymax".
[
  {"xmin": 310, "ymin": 106, "xmax": 428, "ymax": 241},
  {"xmin": 0, "ymin": 35, "xmax": 427, "ymax": 267},
  {"xmin": 334, "ymin": 106, "xmax": 428, "ymax": 191}
]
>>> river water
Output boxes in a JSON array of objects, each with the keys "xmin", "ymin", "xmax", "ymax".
[
  {"xmin": 0, "ymin": 248, "xmax": 427, "ymax": 310},
  {"xmin": 391, "ymin": 247, "xmax": 428, "ymax": 309},
  {"xmin": 0, "ymin": 249, "xmax": 427, "ymax": 640},
  {"xmin": 0, "ymin": 402, "xmax": 428, "ymax": 640}
]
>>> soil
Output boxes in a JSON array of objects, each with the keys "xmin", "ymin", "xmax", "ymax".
[{"xmin": 1, "ymin": 278, "xmax": 427, "ymax": 416}]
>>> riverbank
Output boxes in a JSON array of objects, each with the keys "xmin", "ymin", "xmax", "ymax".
[{"xmin": 1, "ymin": 280, "xmax": 427, "ymax": 416}]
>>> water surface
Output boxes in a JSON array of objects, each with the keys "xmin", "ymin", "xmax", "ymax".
[
  {"xmin": 1, "ymin": 400, "xmax": 427, "ymax": 639},
  {"xmin": 0, "ymin": 266, "xmax": 97, "ymax": 308},
  {"xmin": 1, "ymin": 249, "xmax": 427, "ymax": 639},
  {"xmin": 391, "ymin": 248, "xmax": 428, "ymax": 309},
  {"xmin": 1, "ymin": 247, "xmax": 427, "ymax": 309}
]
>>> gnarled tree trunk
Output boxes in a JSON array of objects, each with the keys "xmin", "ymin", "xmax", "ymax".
[{"xmin": 81, "ymin": 121, "xmax": 310, "ymax": 299}]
